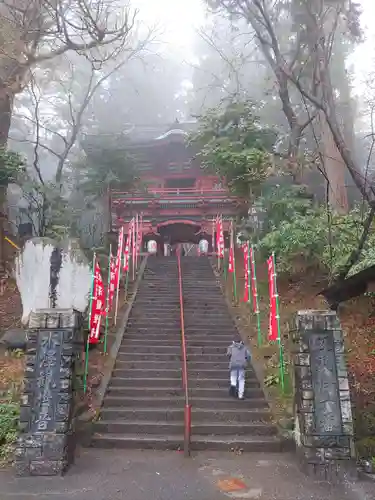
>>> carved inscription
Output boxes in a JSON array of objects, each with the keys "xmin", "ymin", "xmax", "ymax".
[
  {"xmin": 309, "ymin": 332, "xmax": 343, "ymax": 435},
  {"xmin": 31, "ymin": 330, "xmax": 64, "ymax": 432}
]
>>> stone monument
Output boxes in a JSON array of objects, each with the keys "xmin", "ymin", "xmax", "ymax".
[
  {"xmin": 293, "ymin": 310, "xmax": 355, "ymax": 480},
  {"xmin": 14, "ymin": 238, "xmax": 92, "ymax": 476}
]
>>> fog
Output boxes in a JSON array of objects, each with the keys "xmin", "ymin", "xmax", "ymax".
[{"xmin": 4, "ymin": 0, "xmax": 375, "ymax": 238}]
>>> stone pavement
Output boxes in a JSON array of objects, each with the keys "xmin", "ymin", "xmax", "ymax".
[{"xmin": 0, "ymin": 449, "xmax": 373, "ymax": 500}]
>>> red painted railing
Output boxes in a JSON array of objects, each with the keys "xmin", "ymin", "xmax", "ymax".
[
  {"xmin": 149, "ymin": 187, "xmax": 226, "ymax": 195},
  {"xmin": 177, "ymin": 248, "xmax": 191, "ymax": 457},
  {"xmin": 112, "ymin": 186, "xmax": 228, "ymax": 197}
]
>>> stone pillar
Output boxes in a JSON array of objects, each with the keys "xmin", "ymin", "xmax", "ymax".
[
  {"xmin": 15, "ymin": 309, "xmax": 84, "ymax": 476},
  {"xmin": 293, "ymin": 310, "xmax": 354, "ymax": 480}
]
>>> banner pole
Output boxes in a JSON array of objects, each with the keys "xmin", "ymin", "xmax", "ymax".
[
  {"xmin": 132, "ymin": 218, "xmax": 138, "ymax": 282},
  {"xmin": 83, "ymin": 335, "xmax": 90, "ymax": 393},
  {"xmin": 124, "ymin": 268, "xmax": 130, "ymax": 302},
  {"xmin": 251, "ymin": 245, "xmax": 262, "ymax": 347},
  {"xmin": 85, "ymin": 251, "xmax": 96, "ymax": 393},
  {"xmin": 231, "ymin": 221, "xmax": 237, "ymax": 303},
  {"xmin": 88, "ymin": 253, "xmax": 96, "ymax": 331},
  {"xmin": 135, "ymin": 213, "xmax": 139, "ymax": 270},
  {"xmin": 223, "ymin": 248, "xmax": 227, "ymax": 283},
  {"xmin": 272, "ymin": 252, "xmax": 285, "ymax": 393},
  {"xmin": 217, "ymin": 214, "xmax": 220, "ymax": 272},
  {"xmin": 114, "ymin": 229, "xmax": 124, "ymax": 325},
  {"xmin": 139, "ymin": 213, "xmax": 143, "ymax": 265},
  {"xmin": 247, "ymin": 242, "xmax": 251, "ymax": 308},
  {"xmin": 103, "ymin": 244, "xmax": 112, "ymax": 354}
]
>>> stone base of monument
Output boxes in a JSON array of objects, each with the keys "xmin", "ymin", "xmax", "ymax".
[
  {"xmin": 14, "ymin": 309, "xmax": 84, "ymax": 476},
  {"xmin": 293, "ymin": 310, "xmax": 356, "ymax": 483}
]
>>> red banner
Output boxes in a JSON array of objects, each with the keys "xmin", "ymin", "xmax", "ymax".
[
  {"xmin": 108, "ymin": 254, "xmax": 116, "ymax": 312},
  {"xmin": 123, "ymin": 220, "xmax": 133, "ymax": 272},
  {"xmin": 228, "ymin": 246, "xmax": 234, "ymax": 272},
  {"xmin": 115, "ymin": 226, "xmax": 124, "ymax": 283},
  {"xmin": 137, "ymin": 214, "xmax": 143, "ymax": 255},
  {"xmin": 243, "ymin": 243, "xmax": 249, "ymax": 302},
  {"xmin": 217, "ymin": 217, "xmax": 224, "ymax": 258},
  {"xmin": 212, "ymin": 218, "xmax": 216, "ymax": 254},
  {"xmin": 132, "ymin": 217, "xmax": 136, "ymax": 267},
  {"xmin": 89, "ymin": 261, "xmax": 105, "ymax": 344},
  {"xmin": 250, "ymin": 246, "xmax": 257, "ymax": 313},
  {"xmin": 216, "ymin": 218, "xmax": 220, "ymax": 255},
  {"xmin": 268, "ymin": 255, "xmax": 278, "ymax": 341}
]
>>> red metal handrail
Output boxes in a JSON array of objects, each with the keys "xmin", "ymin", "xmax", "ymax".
[{"xmin": 177, "ymin": 248, "xmax": 191, "ymax": 457}]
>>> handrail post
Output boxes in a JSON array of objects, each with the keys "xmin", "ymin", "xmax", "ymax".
[{"xmin": 177, "ymin": 249, "xmax": 191, "ymax": 457}]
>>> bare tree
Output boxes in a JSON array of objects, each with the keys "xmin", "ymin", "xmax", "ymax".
[
  {"xmin": 8, "ymin": 30, "xmax": 153, "ymax": 237},
  {"xmin": 0, "ymin": 0, "xmax": 137, "ymax": 145},
  {"xmin": 207, "ymin": 0, "xmax": 368, "ymax": 212},
  {"xmin": 206, "ymin": 1, "xmax": 320, "ymax": 177}
]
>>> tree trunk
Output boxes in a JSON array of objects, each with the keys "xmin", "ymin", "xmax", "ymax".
[
  {"xmin": 319, "ymin": 112, "xmax": 349, "ymax": 214},
  {"xmin": 0, "ymin": 87, "xmax": 13, "ymax": 147},
  {"xmin": 0, "ymin": 186, "xmax": 6, "ymax": 273},
  {"xmin": 0, "ymin": 87, "xmax": 14, "ymax": 270}
]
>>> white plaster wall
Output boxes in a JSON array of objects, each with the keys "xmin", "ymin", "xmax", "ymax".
[
  {"xmin": 15, "ymin": 238, "xmax": 92, "ymax": 325},
  {"xmin": 15, "ymin": 239, "xmax": 55, "ymax": 324},
  {"xmin": 56, "ymin": 241, "xmax": 91, "ymax": 312}
]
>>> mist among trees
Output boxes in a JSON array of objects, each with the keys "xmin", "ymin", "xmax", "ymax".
[{"xmin": 0, "ymin": 0, "xmax": 374, "ymax": 280}]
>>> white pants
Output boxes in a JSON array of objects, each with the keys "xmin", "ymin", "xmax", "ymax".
[{"xmin": 230, "ymin": 368, "xmax": 245, "ymax": 398}]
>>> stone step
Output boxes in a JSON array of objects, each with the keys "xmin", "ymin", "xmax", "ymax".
[
  {"xmin": 188, "ymin": 378, "xmax": 260, "ymax": 388},
  {"xmin": 109, "ymin": 377, "xmax": 182, "ymax": 388},
  {"xmin": 95, "ymin": 420, "xmax": 276, "ymax": 436},
  {"xmin": 91, "ymin": 433, "xmax": 283, "ymax": 452},
  {"xmin": 138, "ymin": 288, "xmax": 180, "ymax": 292},
  {"xmin": 106, "ymin": 386, "xmax": 264, "ymax": 398},
  {"xmin": 126, "ymin": 322, "xmax": 235, "ymax": 330},
  {"xmin": 112, "ymin": 369, "xmax": 182, "ymax": 379},
  {"xmin": 116, "ymin": 352, "xmax": 231, "ymax": 362},
  {"xmin": 130, "ymin": 306, "xmax": 225, "ymax": 312},
  {"xmin": 117, "ymin": 345, "xmax": 231, "ymax": 354},
  {"xmin": 99, "ymin": 407, "xmax": 271, "ymax": 423},
  {"xmin": 91, "ymin": 433, "xmax": 183, "ymax": 451},
  {"xmin": 136, "ymin": 292, "xmax": 222, "ymax": 297},
  {"xmin": 124, "ymin": 328, "xmax": 235, "ymax": 336},
  {"xmin": 114, "ymin": 360, "xmax": 182, "ymax": 370},
  {"xmin": 189, "ymin": 398, "xmax": 268, "ymax": 410},
  {"xmin": 102, "ymin": 396, "xmax": 268, "ymax": 409},
  {"xmin": 112, "ymin": 367, "xmax": 256, "ymax": 380},
  {"xmin": 142, "ymin": 285, "xmax": 218, "ymax": 290},
  {"xmin": 187, "ymin": 361, "xmax": 231, "ymax": 370},
  {"xmin": 189, "ymin": 368, "xmax": 255, "ymax": 378},
  {"xmin": 188, "ymin": 354, "xmax": 231, "ymax": 362},
  {"xmin": 134, "ymin": 300, "xmax": 225, "ymax": 306},
  {"xmin": 123, "ymin": 337, "xmax": 232, "ymax": 345},
  {"xmin": 130, "ymin": 311, "xmax": 230, "ymax": 319},
  {"xmin": 191, "ymin": 435, "xmax": 283, "ymax": 452},
  {"xmin": 102, "ymin": 396, "xmax": 185, "ymax": 408},
  {"xmin": 106, "ymin": 387, "xmax": 183, "ymax": 397},
  {"xmin": 117, "ymin": 352, "xmax": 182, "ymax": 362},
  {"xmin": 118, "ymin": 345, "xmax": 182, "ymax": 354},
  {"xmin": 109, "ymin": 376, "xmax": 259, "ymax": 389},
  {"xmin": 123, "ymin": 329, "xmax": 181, "ymax": 336}
]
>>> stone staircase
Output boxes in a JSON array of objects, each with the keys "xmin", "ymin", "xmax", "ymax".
[
  {"xmin": 181, "ymin": 257, "xmax": 280, "ymax": 451},
  {"xmin": 92, "ymin": 256, "xmax": 282, "ymax": 451}
]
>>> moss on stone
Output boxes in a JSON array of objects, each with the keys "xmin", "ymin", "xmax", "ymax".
[{"xmin": 356, "ymin": 437, "xmax": 375, "ymax": 459}]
